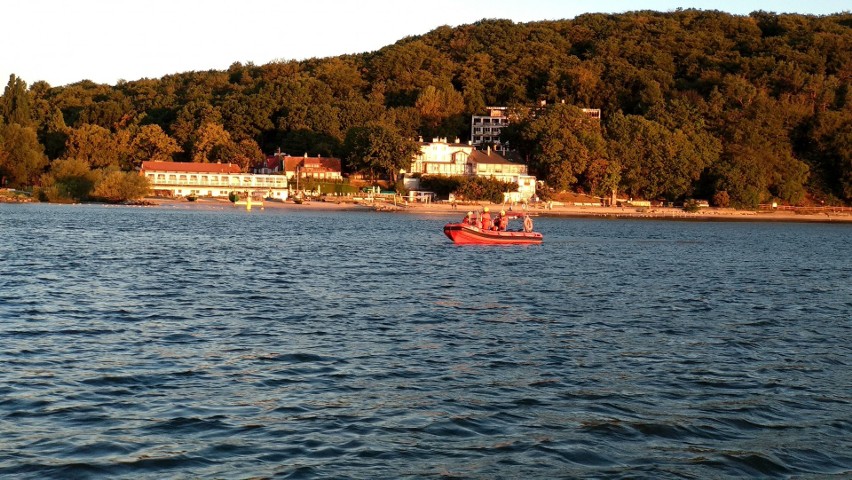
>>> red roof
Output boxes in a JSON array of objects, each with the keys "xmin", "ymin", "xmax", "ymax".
[
  {"xmin": 468, "ymin": 149, "xmax": 515, "ymax": 165},
  {"xmin": 141, "ymin": 161, "xmax": 242, "ymax": 174},
  {"xmin": 281, "ymin": 156, "xmax": 341, "ymax": 173},
  {"xmin": 264, "ymin": 156, "xmax": 280, "ymax": 170}
]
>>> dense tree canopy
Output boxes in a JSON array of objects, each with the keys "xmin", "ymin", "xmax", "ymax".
[
  {"xmin": 1, "ymin": 10, "xmax": 850, "ymax": 206},
  {"xmin": 342, "ymin": 123, "xmax": 420, "ymax": 181},
  {"xmin": 504, "ymin": 104, "xmax": 607, "ymax": 191}
]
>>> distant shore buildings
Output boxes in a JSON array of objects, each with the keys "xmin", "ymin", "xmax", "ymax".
[
  {"xmin": 409, "ymin": 137, "xmax": 536, "ymax": 202},
  {"xmin": 470, "ymin": 102, "xmax": 600, "ymax": 154},
  {"xmin": 141, "ymin": 153, "xmax": 343, "ymax": 200},
  {"xmin": 258, "ymin": 151, "xmax": 343, "ymax": 182},
  {"xmin": 140, "ymin": 161, "xmax": 289, "ymax": 199},
  {"xmin": 141, "ymin": 102, "xmax": 600, "ymax": 203}
]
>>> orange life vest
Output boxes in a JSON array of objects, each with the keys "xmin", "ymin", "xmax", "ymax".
[{"xmin": 498, "ymin": 216, "xmax": 509, "ymax": 231}]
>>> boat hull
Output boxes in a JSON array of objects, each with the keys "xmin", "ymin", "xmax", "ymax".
[{"xmin": 443, "ymin": 223, "xmax": 543, "ymax": 245}]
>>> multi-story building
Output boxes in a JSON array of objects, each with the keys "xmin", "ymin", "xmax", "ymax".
[
  {"xmin": 470, "ymin": 107, "xmax": 511, "ymax": 152},
  {"xmin": 468, "ymin": 148, "xmax": 537, "ymax": 202},
  {"xmin": 412, "ymin": 137, "xmax": 474, "ymax": 176},
  {"xmin": 410, "ymin": 138, "xmax": 536, "ymax": 201},
  {"xmin": 470, "ymin": 104, "xmax": 601, "ymax": 152},
  {"xmin": 140, "ymin": 161, "xmax": 289, "ymax": 199}
]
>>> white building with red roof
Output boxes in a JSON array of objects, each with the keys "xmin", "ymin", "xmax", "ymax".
[{"xmin": 140, "ymin": 161, "xmax": 289, "ymax": 199}]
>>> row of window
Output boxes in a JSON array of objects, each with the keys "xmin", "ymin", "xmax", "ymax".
[
  {"xmin": 471, "ymin": 118, "xmax": 510, "ymax": 126},
  {"xmin": 146, "ymin": 173, "xmax": 287, "ymax": 186},
  {"xmin": 472, "ymin": 135, "xmax": 501, "ymax": 144},
  {"xmin": 472, "ymin": 127, "xmax": 505, "ymax": 135},
  {"xmin": 477, "ymin": 166, "xmax": 525, "ymax": 174}
]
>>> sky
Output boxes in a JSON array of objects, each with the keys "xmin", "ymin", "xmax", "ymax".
[{"xmin": 2, "ymin": 0, "xmax": 848, "ymax": 88}]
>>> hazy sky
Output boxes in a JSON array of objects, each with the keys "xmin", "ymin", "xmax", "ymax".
[{"xmin": 2, "ymin": 0, "xmax": 848, "ymax": 87}]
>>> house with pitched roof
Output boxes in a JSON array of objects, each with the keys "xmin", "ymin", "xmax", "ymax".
[
  {"xmin": 409, "ymin": 138, "xmax": 536, "ymax": 201},
  {"xmin": 261, "ymin": 152, "xmax": 343, "ymax": 182},
  {"xmin": 283, "ymin": 155, "xmax": 342, "ymax": 181},
  {"xmin": 468, "ymin": 147, "xmax": 536, "ymax": 202},
  {"xmin": 412, "ymin": 137, "xmax": 474, "ymax": 176}
]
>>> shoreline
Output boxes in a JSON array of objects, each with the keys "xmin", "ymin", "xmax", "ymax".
[
  {"xmin": 143, "ymin": 196, "xmax": 852, "ymax": 223},
  {"xmin": 407, "ymin": 203, "xmax": 852, "ymax": 223},
  {"xmin": 4, "ymin": 193, "xmax": 849, "ymax": 223}
]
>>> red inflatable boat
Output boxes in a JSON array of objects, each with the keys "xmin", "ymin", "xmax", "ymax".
[{"xmin": 443, "ymin": 214, "xmax": 542, "ymax": 245}]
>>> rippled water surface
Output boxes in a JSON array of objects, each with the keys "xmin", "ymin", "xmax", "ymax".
[{"xmin": 1, "ymin": 203, "xmax": 850, "ymax": 479}]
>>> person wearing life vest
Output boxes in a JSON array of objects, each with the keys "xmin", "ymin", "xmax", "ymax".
[
  {"xmin": 462, "ymin": 211, "xmax": 474, "ymax": 225},
  {"xmin": 497, "ymin": 210, "xmax": 509, "ymax": 231},
  {"xmin": 480, "ymin": 207, "xmax": 493, "ymax": 230}
]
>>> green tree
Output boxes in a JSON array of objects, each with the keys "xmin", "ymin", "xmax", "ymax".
[
  {"xmin": 170, "ymin": 101, "xmax": 222, "ymax": 150},
  {"xmin": 709, "ymin": 89, "xmax": 810, "ymax": 206},
  {"xmin": 122, "ymin": 124, "xmax": 182, "ymax": 170},
  {"xmin": 799, "ymin": 111, "xmax": 852, "ymax": 201},
  {"xmin": 607, "ymin": 110, "xmax": 719, "ymax": 201},
  {"xmin": 220, "ymin": 93, "xmax": 274, "ymax": 141},
  {"xmin": 415, "ymin": 85, "xmax": 465, "ymax": 138},
  {"xmin": 2, "ymin": 74, "xmax": 32, "ymax": 127},
  {"xmin": 311, "ymin": 57, "xmax": 366, "ymax": 100},
  {"xmin": 342, "ymin": 123, "xmax": 419, "ymax": 181},
  {"xmin": 584, "ymin": 158, "xmax": 622, "ymax": 198},
  {"xmin": 506, "ymin": 104, "xmax": 606, "ymax": 191},
  {"xmin": 454, "ymin": 176, "xmax": 516, "ymax": 203},
  {"xmin": 279, "ymin": 129, "xmax": 341, "ymax": 158},
  {"xmin": 219, "ymin": 138, "xmax": 264, "ymax": 172},
  {"xmin": 64, "ymin": 124, "xmax": 121, "ymax": 168},
  {"xmin": 191, "ymin": 122, "xmax": 233, "ymax": 163},
  {"xmin": 0, "ymin": 122, "xmax": 48, "ymax": 187},
  {"xmin": 41, "ymin": 107, "xmax": 70, "ymax": 160},
  {"xmin": 368, "ymin": 40, "xmax": 455, "ymax": 104}
]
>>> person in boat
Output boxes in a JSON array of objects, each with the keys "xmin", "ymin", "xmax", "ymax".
[
  {"xmin": 480, "ymin": 207, "xmax": 493, "ymax": 230},
  {"xmin": 462, "ymin": 211, "xmax": 475, "ymax": 225},
  {"xmin": 497, "ymin": 210, "xmax": 509, "ymax": 231}
]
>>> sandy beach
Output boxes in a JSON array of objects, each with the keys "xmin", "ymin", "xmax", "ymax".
[{"xmin": 146, "ymin": 196, "xmax": 852, "ymax": 223}]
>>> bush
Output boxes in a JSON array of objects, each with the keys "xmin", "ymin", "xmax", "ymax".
[
  {"xmin": 37, "ymin": 158, "xmax": 99, "ymax": 203},
  {"xmin": 394, "ymin": 179, "xmax": 409, "ymax": 196},
  {"xmin": 712, "ymin": 190, "xmax": 730, "ymax": 208},
  {"xmin": 90, "ymin": 170, "xmax": 150, "ymax": 203},
  {"xmin": 683, "ymin": 199, "xmax": 702, "ymax": 212},
  {"xmin": 419, "ymin": 176, "xmax": 463, "ymax": 198},
  {"xmin": 455, "ymin": 176, "xmax": 516, "ymax": 203}
]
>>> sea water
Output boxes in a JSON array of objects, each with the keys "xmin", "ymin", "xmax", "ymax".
[{"xmin": 1, "ymin": 203, "xmax": 850, "ymax": 478}]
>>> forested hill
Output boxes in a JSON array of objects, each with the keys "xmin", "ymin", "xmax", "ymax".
[{"xmin": 1, "ymin": 10, "xmax": 850, "ymax": 206}]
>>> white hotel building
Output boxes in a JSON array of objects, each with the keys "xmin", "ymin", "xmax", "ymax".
[
  {"xmin": 140, "ymin": 161, "xmax": 289, "ymax": 199},
  {"xmin": 411, "ymin": 138, "xmax": 536, "ymax": 202}
]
